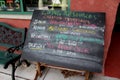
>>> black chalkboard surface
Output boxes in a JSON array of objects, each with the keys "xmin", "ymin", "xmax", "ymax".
[{"xmin": 22, "ymin": 10, "xmax": 105, "ymax": 73}]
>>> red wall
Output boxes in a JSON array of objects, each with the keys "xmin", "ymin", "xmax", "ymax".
[
  {"xmin": 71, "ymin": 0, "xmax": 120, "ymax": 73},
  {"xmin": 0, "ymin": 18, "xmax": 30, "ymax": 28}
]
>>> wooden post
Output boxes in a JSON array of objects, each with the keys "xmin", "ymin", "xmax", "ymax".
[
  {"xmin": 34, "ymin": 62, "xmax": 42, "ymax": 80},
  {"xmin": 85, "ymin": 71, "xmax": 90, "ymax": 80}
]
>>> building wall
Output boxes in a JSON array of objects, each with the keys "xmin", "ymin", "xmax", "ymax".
[
  {"xmin": 0, "ymin": 18, "xmax": 30, "ymax": 28},
  {"xmin": 70, "ymin": 0, "xmax": 119, "ymax": 65}
]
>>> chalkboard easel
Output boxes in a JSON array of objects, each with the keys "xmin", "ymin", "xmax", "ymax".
[{"xmin": 22, "ymin": 10, "xmax": 105, "ymax": 80}]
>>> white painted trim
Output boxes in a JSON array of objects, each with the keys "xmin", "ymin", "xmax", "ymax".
[{"xmin": 0, "ymin": 14, "xmax": 32, "ymax": 19}]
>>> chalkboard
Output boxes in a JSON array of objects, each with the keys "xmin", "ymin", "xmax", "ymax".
[{"xmin": 22, "ymin": 10, "xmax": 105, "ymax": 73}]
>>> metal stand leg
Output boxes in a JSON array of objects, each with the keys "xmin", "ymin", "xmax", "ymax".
[{"xmin": 12, "ymin": 63, "xmax": 16, "ymax": 80}]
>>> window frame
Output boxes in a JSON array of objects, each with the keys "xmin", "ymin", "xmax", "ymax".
[{"xmin": 0, "ymin": 0, "xmax": 70, "ymax": 15}]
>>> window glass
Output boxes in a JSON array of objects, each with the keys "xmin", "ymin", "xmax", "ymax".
[{"xmin": 23, "ymin": 0, "xmax": 68, "ymax": 11}]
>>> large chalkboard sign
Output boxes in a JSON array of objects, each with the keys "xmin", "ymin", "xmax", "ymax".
[{"xmin": 22, "ymin": 10, "xmax": 105, "ymax": 73}]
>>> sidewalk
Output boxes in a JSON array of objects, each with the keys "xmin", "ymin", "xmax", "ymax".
[{"xmin": 0, "ymin": 64, "xmax": 119, "ymax": 80}]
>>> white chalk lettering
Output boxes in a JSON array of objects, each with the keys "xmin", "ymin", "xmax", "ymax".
[{"xmin": 33, "ymin": 26, "xmax": 46, "ymax": 30}]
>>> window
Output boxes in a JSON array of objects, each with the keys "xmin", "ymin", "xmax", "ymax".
[
  {"xmin": 0, "ymin": 0, "xmax": 70, "ymax": 14},
  {"xmin": 24, "ymin": 0, "xmax": 68, "ymax": 11}
]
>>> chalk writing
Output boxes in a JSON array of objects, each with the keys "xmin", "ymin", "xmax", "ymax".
[
  {"xmin": 60, "ymin": 40, "xmax": 77, "ymax": 46},
  {"xmin": 48, "ymin": 26, "xmax": 69, "ymax": 32},
  {"xmin": 73, "ymin": 28, "xmax": 96, "ymax": 34},
  {"xmin": 28, "ymin": 43, "xmax": 45, "ymax": 50},
  {"xmin": 43, "ymin": 15, "xmax": 90, "ymax": 25},
  {"xmin": 50, "ymin": 20, "xmax": 80, "ymax": 26},
  {"xmin": 79, "ymin": 25, "xmax": 104, "ymax": 31},
  {"xmin": 55, "ymin": 34, "xmax": 103, "ymax": 44},
  {"xmin": 58, "ymin": 40, "xmax": 65, "ymax": 44},
  {"xmin": 41, "ymin": 10, "xmax": 97, "ymax": 19},
  {"xmin": 58, "ymin": 44, "xmax": 89, "ymax": 53},
  {"xmin": 55, "ymin": 40, "xmax": 83, "ymax": 46},
  {"xmin": 64, "ymin": 17, "xmax": 90, "ymax": 24},
  {"xmin": 31, "ymin": 33, "xmax": 50, "ymax": 40},
  {"xmin": 66, "ymin": 51, "xmax": 76, "ymax": 56},
  {"xmin": 67, "ymin": 40, "xmax": 78, "ymax": 46},
  {"xmin": 23, "ymin": 10, "xmax": 105, "ymax": 73},
  {"xmin": 60, "ymin": 31, "xmax": 81, "ymax": 36},
  {"xmin": 46, "ymin": 42, "xmax": 89, "ymax": 53},
  {"xmin": 33, "ymin": 19, "xmax": 47, "ymax": 25},
  {"xmin": 47, "ymin": 26, "xmax": 96, "ymax": 34},
  {"xmin": 46, "ymin": 42, "xmax": 55, "ymax": 49},
  {"xmin": 33, "ymin": 26, "xmax": 46, "ymax": 30},
  {"xmin": 43, "ymin": 15, "xmax": 63, "ymax": 20},
  {"xmin": 52, "ymin": 49, "xmax": 77, "ymax": 56}
]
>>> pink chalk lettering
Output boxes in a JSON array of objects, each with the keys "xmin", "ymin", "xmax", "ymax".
[
  {"xmin": 46, "ymin": 42, "xmax": 54, "ymax": 49},
  {"xmin": 75, "ymin": 46, "xmax": 89, "ymax": 53},
  {"xmin": 57, "ymin": 44, "xmax": 89, "ymax": 54},
  {"xmin": 58, "ymin": 44, "xmax": 72, "ymax": 51}
]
